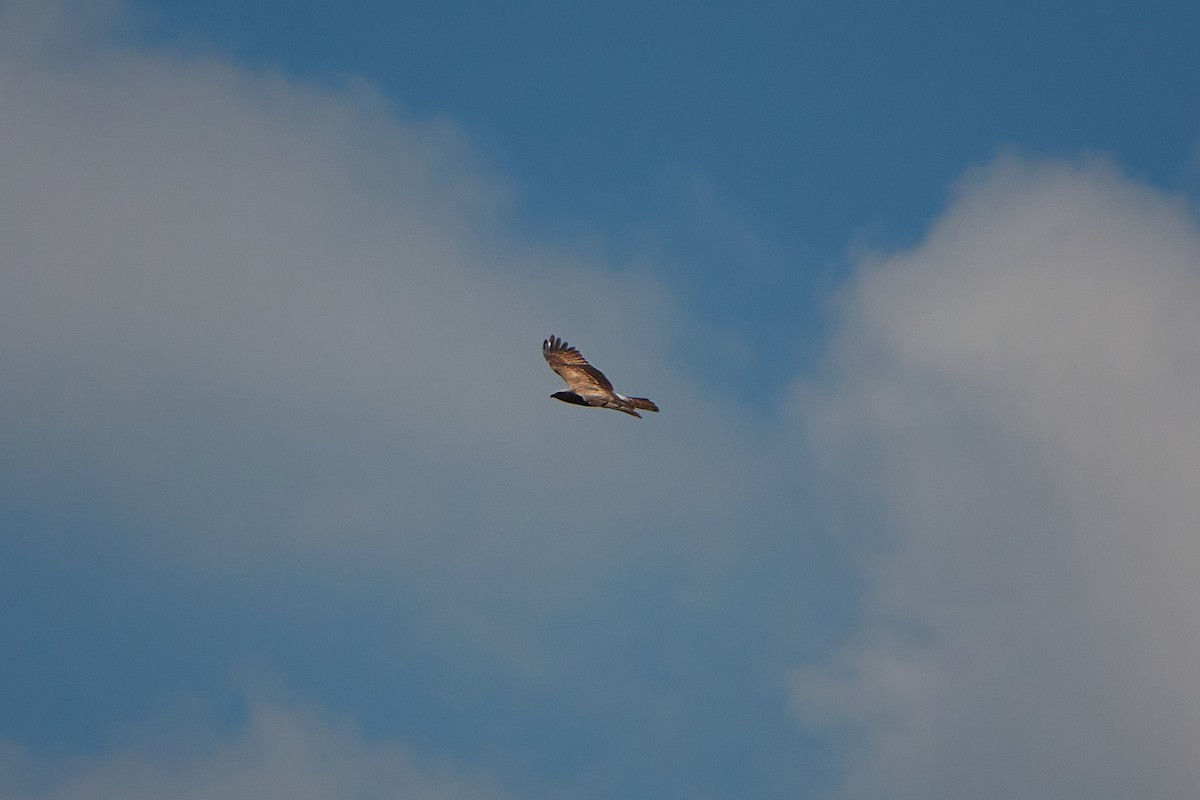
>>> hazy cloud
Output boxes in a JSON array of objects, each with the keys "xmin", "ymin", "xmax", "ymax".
[
  {"xmin": 0, "ymin": 694, "xmax": 506, "ymax": 800},
  {"xmin": 0, "ymin": 3, "xmax": 813, "ymax": 798},
  {"xmin": 793, "ymin": 157, "xmax": 1200, "ymax": 799},
  {"xmin": 8, "ymin": 2, "xmax": 1199, "ymax": 798},
  {"xmin": 0, "ymin": 0, "xmax": 758, "ymax": 604}
]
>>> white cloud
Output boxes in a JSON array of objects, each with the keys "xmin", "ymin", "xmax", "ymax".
[
  {"xmin": 0, "ymin": 695, "xmax": 507, "ymax": 800},
  {"xmin": 17, "ymin": 3, "xmax": 1200, "ymax": 797},
  {"xmin": 793, "ymin": 156, "xmax": 1200, "ymax": 798},
  {"xmin": 0, "ymin": 0, "xmax": 758, "ymax": 608}
]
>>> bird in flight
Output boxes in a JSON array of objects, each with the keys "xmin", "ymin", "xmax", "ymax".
[{"xmin": 542, "ymin": 335, "xmax": 660, "ymax": 418}]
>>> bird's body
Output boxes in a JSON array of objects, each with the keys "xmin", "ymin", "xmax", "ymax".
[{"xmin": 542, "ymin": 335, "xmax": 659, "ymax": 418}]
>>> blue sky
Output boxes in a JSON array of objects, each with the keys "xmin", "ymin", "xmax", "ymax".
[
  {"xmin": 3, "ymin": 1, "xmax": 1200, "ymax": 799},
  {"xmin": 133, "ymin": 0, "xmax": 1200, "ymax": 393}
]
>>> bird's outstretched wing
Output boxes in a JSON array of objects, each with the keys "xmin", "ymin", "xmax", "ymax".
[{"xmin": 543, "ymin": 335, "xmax": 614, "ymax": 394}]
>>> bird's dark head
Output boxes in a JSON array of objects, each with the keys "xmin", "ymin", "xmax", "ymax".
[{"xmin": 551, "ymin": 391, "xmax": 589, "ymax": 407}]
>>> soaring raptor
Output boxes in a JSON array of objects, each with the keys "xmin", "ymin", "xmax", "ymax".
[{"xmin": 542, "ymin": 335, "xmax": 660, "ymax": 418}]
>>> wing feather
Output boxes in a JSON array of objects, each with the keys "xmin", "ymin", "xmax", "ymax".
[{"xmin": 542, "ymin": 335, "xmax": 614, "ymax": 393}]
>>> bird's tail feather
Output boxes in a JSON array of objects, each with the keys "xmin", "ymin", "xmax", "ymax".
[{"xmin": 628, "ymin": 397, "xmax": 659, "ymax": 413}]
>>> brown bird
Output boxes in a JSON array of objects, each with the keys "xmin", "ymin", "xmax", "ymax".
[{"xmin": 542, "ymin": 335, "xmax": 660, "ymax": 418}]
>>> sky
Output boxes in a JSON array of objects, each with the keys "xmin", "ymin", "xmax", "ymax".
[{"xmin": 2, "ymin": 1, "xmax": 1199, "ymax": 798}]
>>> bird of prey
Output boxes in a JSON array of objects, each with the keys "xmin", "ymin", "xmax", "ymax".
[{"xmin": 542, "ymin": 335, "xmax": 660, "ymax": 418}]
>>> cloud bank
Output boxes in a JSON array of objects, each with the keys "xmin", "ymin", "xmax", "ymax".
[
  {"xmin": 4, "ymin": 2, "xmax": 1200, "ymax": 799},
  {"xmin": 0, "ymin": 0, "xmax": 757, "ymax": 617},
  {"xmin": 0, "ymin": 2, "xmax": 810, "ymax": 798},
  {"xmin": 794, "ymin": 157, "xmax": 1200, "ymax": 799},
  {"xmin": 0, "ymin": 695, "xmax": 505, "ymax": 800}
]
